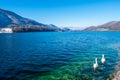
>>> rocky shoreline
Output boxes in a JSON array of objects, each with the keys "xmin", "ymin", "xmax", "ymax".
[
  {"xmin": 114, "ymin": 44, "xmax": 120, "ymax": 80},
  {"xmin": 113, "ymin": 71, "xmax": 120, "ymax": 80}
]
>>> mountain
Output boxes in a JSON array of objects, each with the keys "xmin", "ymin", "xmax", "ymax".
[
  {"xmin": 60, "ymin": 27, "xmax": 71, "ymax": 31},
  {"xmin": 48, "ymin": 24, "xmax": 58, "ymax": 28},
  {"xmin": 0, "ymin": 8, "xmax": 60, "ymax": 32},
  {"xmin": 84, "ymin": 21, "xmax": 120, "ymax": 31}
]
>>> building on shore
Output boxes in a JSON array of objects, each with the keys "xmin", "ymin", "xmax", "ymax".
[{"xmin": 0, "ymin": 28, "xmax": 13, "ymax": 33}]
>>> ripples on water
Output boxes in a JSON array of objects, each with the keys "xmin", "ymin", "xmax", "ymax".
[{"xmin": 0, "ymin": 32, "xmax": 120, "ymax": 80}]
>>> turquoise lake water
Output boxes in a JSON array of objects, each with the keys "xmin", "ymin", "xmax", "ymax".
[{"xmin": 0, "ymin": 32, "xmax": 120, "ymax": 80}]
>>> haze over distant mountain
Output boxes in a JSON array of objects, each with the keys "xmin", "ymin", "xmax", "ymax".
[
  {"xmin": 0, "ymin": 8, "xmax": 61, "ymax": 32},
  {"xmin": 84, "ymin": 21, "xmax": 120, "ymax": 31}
]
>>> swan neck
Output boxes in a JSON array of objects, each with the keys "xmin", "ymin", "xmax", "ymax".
[
  {"xmin": 95, "ymin": 59, "xmax": 98, "ymax": 64},
  {"xmin": 102, "ymin": 55, "xmax": 104, "ymax": 58}
]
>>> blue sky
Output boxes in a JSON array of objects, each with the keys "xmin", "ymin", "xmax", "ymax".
[{"xmin": 0, "ymin": 0, "xmax": 120, "ymax": 28}]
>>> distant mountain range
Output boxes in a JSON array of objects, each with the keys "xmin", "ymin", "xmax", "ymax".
[
  {"xmin": 1, "ymin": 8, "xmax": 120, "ymax": 32},
  {"xmin": 84, "ymin": 21, "xmax": 120, "ymax": 31},
  {"xmin": 0, "ymin": 8, "xmax": 61, "ymax": 32}
]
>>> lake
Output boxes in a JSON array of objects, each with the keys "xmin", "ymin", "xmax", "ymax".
[{"xmin": 0, "ymin": 32, "xmax": 120, "ymax": 80}]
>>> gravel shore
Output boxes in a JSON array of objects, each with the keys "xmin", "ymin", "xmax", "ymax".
[{"xmin": 113, "ymin": 71, "xmax": 120, "ymax": 80}]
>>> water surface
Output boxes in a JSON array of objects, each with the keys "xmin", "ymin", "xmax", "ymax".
[{"xmin": 0, "ymin": 32, "xmax": 120, "ymax": 80}]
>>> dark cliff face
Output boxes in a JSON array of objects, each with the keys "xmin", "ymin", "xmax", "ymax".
[
  {"xmin": 84, "ymin": 21, "xmax": 120, "ymax": 31},
  {"xmin": 0, "ymin": 8, "xmax": 60, "ymax": 32}
]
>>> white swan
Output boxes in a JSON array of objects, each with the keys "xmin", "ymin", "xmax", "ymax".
[
  {"xmin": 93, "ymin": 58, "xmax": 98, "ymax": 69},
  {"xmin": 101, "ymin": 54, "xmax": 105, "ymax": 64}
]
